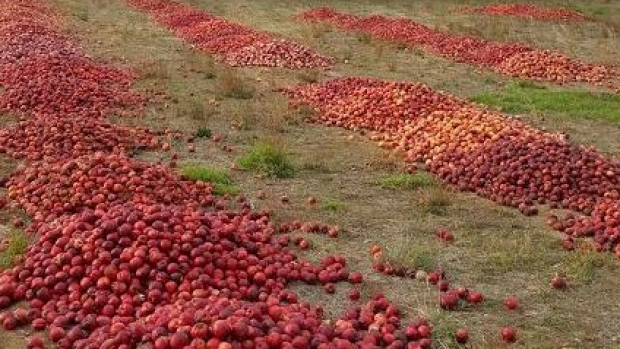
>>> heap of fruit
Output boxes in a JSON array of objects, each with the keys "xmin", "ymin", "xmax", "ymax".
[
  {"xmin": 283, "ymin": 76, "xmax": 620, "ymax": 257},
  {"xmin": 0, "ymin": 202, "xmax": 436, "ymax": 348},
  {"xmin": 297, "ymin": 8, "xmax": 616, "ymax": 86},
  {"xmin": 128, "ymin": 0, "xmax": 333, "ymax": 69},
  {"xmin": 0, "ymin": 1, "xmax": 144, "ymax": 118},
  {"xmin": 0, "ymin": 1, "xmax": 441, "ymax": 348},
  {"xmin": 6, "ymin": 153, "xmax": 218, "ymax": 221},
  {"xmin": 0, "ymin": 116, "xmax": 165, "ymax": 161},
  {"xmin": 464, "ymin": 4, "xmax": 588, "ymax": 22}
]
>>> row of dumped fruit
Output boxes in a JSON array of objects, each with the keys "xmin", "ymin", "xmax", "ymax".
[
  {"xmin": 461, "ymin": 4, "xmax": 589, "ymax": 22},
  {"xmin": 127, "ymin": 0, "xmax": 333, "ymax": 69},
  {"xmin": 0, "ymin": 0, "xmax": 167, "ymax": 162},
  {"xmin": 297, "ymin": 8, "xmax": 617, "ymax": 89},
  {"xmin": 0, "ymin": 1, "xmax": 448, "ymax": 349},
  {"xmin": 282, "ymin": 77, "xmax": 620, "ymax": 257}
]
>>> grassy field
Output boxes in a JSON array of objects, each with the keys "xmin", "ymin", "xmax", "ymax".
[{"xmin": 1, "ymin": 0, "xmax": 619, "ymax": 348}]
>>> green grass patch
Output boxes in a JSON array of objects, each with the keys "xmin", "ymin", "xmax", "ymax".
[
  {"xmin": 195, "ymin": 127, "xmax": 212, "ymax": 139},
  {"xmin": 0, "ymin": 229, "xmax": 29, "ymax": 269},
  {"xmin": 384, "ymin": 241, "xmax": 437, "ymax": 272},
  {"xmin": 180, "ymin": 165, "xmax": 240, "ymax": 196},
  {"xmin": 321, "ymin": 197, "xmax": 345, "ymax": 212},
  {"xmin": 237, "ymin": 143, "xmax": 294, "ymax": 178},
  {"xmin": 563, "ymin": 3, "xmax": 608, "ymax": 17},
  {"xmin": 561, "ymin": 251, "xmax": 607, "ymax": 285},
  {"xmin": 416, "ymin": 188, "xmax": 453, "ymax": 216},
  {"xmin": 429, "ymin": 317, "xmax": 459, "ymax": 348},
  {"xmin": 471, "ymin": 82, "xmax": 620, "ymax": 124},
  {"xmin": 378, "ymin": 172, "xmax": 437, "ymax": 190},
  {"xmin": 479, "ymin": 232, "xmax": 559, "ymax": 274}
]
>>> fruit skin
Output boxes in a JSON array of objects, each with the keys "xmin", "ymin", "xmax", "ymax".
[
  {"xmin": 2, "ymin": 315, "xmax": 17, "ymax": 330},
  {"xmin": 455, "ymin": 328, "xmax": 469, "ymax": 344},
  {"xmin": 436, "ymin": 228, "xmax": 455, "ymax": 243},
  {"xmin": 500, "ymin": 327, "xmax": 517, "ymax": 343},
  {"xmin": 437, "ymin": 280, "xmax": 450, "ymax": 292},
  {"xmin": 455, "ymin": 287, "xmax": 469, "ymax": 299},
  {"xmin": 348, "ymin": 272, "xmax": 363, "ymax": 284},
  {"xmin": 324, "ymin": 283, "xmax": 336, "ymax": 294},
  {"xmin": 349, "ymin": 289, "xmax": 361, "ymax": 301},
  {"xmin": 551, "ymin": 275, "xmax": 568, "ymax": 290},
  {"xmin": 467, "ymin": 291, "xmax": 484, "ymax": 304},
  {"xmin": 439, "ymin": 292, "xmax": 460, "ymax": 311},
  {"xmin": 26, "ymin": 336, "xmax": 45, "ymax": 348},
  {"xmin": 504, "ymin": 296, "xmax": 519, "ymax": 310},
  {"xmin": 426, "ymin": 272, "xmax": 440, "ymax": 285}
]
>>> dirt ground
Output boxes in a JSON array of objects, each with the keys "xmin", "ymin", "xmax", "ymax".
[{"xmin": 1, "ymin": 0, "xmax": 619, "ymax": 348}]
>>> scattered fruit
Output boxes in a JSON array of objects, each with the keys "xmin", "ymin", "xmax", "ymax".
[
  {"xmin": 307, "ymin": 196, "xmax": 318, "ymax": 205},
  {"xmin": 500, "ymin": 326, "xmax": 518, "ymax": 343},
  {"xmin": 504, "ymin": 296, "xmax": 519, "ymax": 310},
  {"xmin": 439, "ymin": 291, "xmax": 460, "ymax": 311},
  {"xmin": 436, "ymin": 227, "xmax": 455, "ymax": 242},
  {"xmin": 551, "ymin": 274, "xmax": 568, "ymax": 290},
  {"xmin": 467, "ymin": 291, "xmax": 485, "ymax": 304},
  {"xmin": 455, "ymin": 328, "xmax": 469, "ymax": 344}
]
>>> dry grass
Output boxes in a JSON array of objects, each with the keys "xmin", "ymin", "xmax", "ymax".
[
  {"xmin": 140, "ymin": 59, "xmax": 171, "ymax": 80},
  {"xmin": 230, "ymin": 102, "xmax": 256, "ymax": 130},
  {"xmin": 372, "ymin": 42, "xmax": 385, "ymax": 60},
  {"xmin": 445, "ymin": 17, "xmax": 512, "ymax": 42},
  {"xmin": 383, "ymin": 236, "xmax": 439, "ymax": 271},
  {"xmin": 415, "ymin": 187, "xmax": 454, "ymax": 215},
  {"xmin": 218, "ymin": 68, "xmax": 255, "ymax": 99},
  {"xmin": 355, "ymin": 32, "xmax": 373, "ymax": 44},
  {"xmin": 296, "ymin": 68, "xmax": 321, "ymax": 83},
  {"xmin": 300, "ymin": 22, "xmax": 332, "ymax": 42},
  {"xmin": 184, "ymin": 98, "xmax": 214, "ymax": 122},
  {"xmin": 186, "ymin": 54, "xmax": 217, "ymax": 79}
]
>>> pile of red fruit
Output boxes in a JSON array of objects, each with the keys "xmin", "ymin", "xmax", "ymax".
[
  {"xmin": 0, "ymin": 55, "xmax": 146, "ymax": 118},
  {"xmin": 6, "ymin": 152, "xmax": 217, "ymax": 222},
  {"xmin": 0, "ymin": 1, "xmax": 145, "ymax": 118},
  {"xmin": 0, "ymin": 116, "xmax": 166, "ymax": 161},
  {"xmin": 464, "ymin": 4, "xmax": 588, "ymax": 22},
  {"xmin": 297, "ymin": 8, "xmax": 615, "ymax": 86},
  {"xmin": 127, "ymin": 0, "xmax": 333, "ymax": 69},
  {"xmin": 0, "ymin": 2, "xmax": 442, "ymax": 348},
  {"xmin": 283, "ymin": 77, "xmax": 620, "ymax": 257},
  {"xmin": 0, "ymin": 203, "xmax": 437, "ymax": 348}
]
